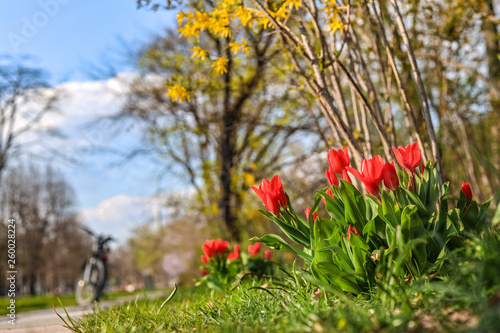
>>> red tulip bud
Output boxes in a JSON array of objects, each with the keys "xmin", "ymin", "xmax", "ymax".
[
  {"xmin": 304, "ymin": 207, "xmax": 318, "ymax": 222},
  {"xmin": 461, "ymin": 182, "xmax": 472, "ymax": 201},
  {"xmin": 227, "ymin": 244, "xmax": 241, "ymax": 260},
  {"xmin": 347, "ymin": 225, "xmax": 360, "ymax": 241},
  {"xmin": 265, "ymin": 250, "xmax": 271, "ymax": 260},
  {"xmin": 321, "ymin": 189, "xmax": 335, "ymax": 204},
  {"xmin": 248, "ymin": 242, "xmax": 261, "ymax": 256}
]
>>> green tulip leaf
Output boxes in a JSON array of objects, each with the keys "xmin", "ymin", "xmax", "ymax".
[
  {"xmin": 317, "ymin": 188, "xmax": 346, "ymax": 226},
  {"xmin": 492, "ymin": 202, "xmax": 500, "ymax": 227},
  {"xmin": 250, "ymin": 234, "xmax": 313, "ymax": 262},
  {"xmin": 339, "ymin": 180, "xmax": 367, "ymax": 230},
  {"xmin": 400, "ymin": 205, "xmax": 427, "ymax": 271},
  {"xmin": 378, "ymin": 190, "xmax": 399, "ymax": 228},
  {"xmin": 315, "ymin": 261, "xmax": 362, "ymax": 294},
  {"xmin": 259, "ymin": 210, "xmax": 310, "ymax": 248}
]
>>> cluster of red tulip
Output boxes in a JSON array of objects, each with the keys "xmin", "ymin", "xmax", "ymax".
[
  {"xmin": 200, "ymin": 238, "xmax": 229, "ymax": 263},
  {"xmin": 248, "ymin": 242, "xmax": 272, "ymax": 259},
  {"xmin": 198, "ymin": 239, "xmax": 274, "ymax": 289},
  {"xmin": 252, "ymin": 141, "xmax": 474, "ymax": 217},
  {"xmin": 201, "ymin": 239, "xmax": 271, "ymax": 264}
]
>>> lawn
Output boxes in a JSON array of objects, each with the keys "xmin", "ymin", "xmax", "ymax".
[
  {"xmin": 61, "ymin": 279, "xmax": 500, "ymax": 332},
  {"xmin": 62, "ymin": 235, "xmax": 500, "ymax": 333}
]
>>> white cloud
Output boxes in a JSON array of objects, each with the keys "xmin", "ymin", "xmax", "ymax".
[
  {"xmin": 13, "ymin": 74, "xmax": 145, "ymax": 171},
  {"xmin": 79, "ymin": 193, "xmax": 172, "ymax": 242}
]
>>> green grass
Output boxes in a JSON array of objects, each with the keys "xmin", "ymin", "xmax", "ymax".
[
  {"xmin": 0, "ymin": 289, "xmax": 166, "ymax": 313},
  {"xmin": 62, "ymin": 232, "xmax": 500, "ymax": 333},
  {"xmin": 61, "ymin": 279, "xmax": 500, "ymax": 333},
  {"xmin": 63, "ymin": 275, "xmax": 500, "ymax": 332}
]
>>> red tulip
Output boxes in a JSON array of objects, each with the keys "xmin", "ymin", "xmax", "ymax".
[
  {"xmin": 248, "ymin": 242, "xmax": 261, "ymax": 256},
  {"xmin": 202, "ymin": 239, "xmax": 229, "ymax": 259},
  {"xmin": 264, "ymin": 192, "xmax": 280, "ymax": 216},
  {"xmin": 327, "ymin": 146, "xmax": 350, "ymax": 174},
  {"xmin": 392, "ymin": 142, "xmax": 422, "ymax": 175},
  {"xmin": 304, "ymin": 207, "xmax": 318, "ymax": 222},
  {"xmin": 201, "ymin": 255, "xmax": 208, "ymax": 264},
  {"xmin": 321, "ymin": 189, "xmax": 335, "ymax": 204},
  {"xmin": 347, "ymin": 225, "xmax": 360, "ymax": 241},
  {"xmin": 325, "ymin": 167, "xmax": 339, "ymax": 187},
  {"xmin": 201, "ymin": 269, "xmax": 209, "ymax": 276},
  {"xmin": 421, "ymin": 164, "xmax": 425, "ymax": 176},
  {"xmin": 462, "ymin": 182, "xmax": 472, "ymax": 201},
  {"xmin": 265, "ymin": 250, "xmax": 271, "ymax": 260},
  {"xmin": 251, "ymin": 175, "xmax": 288, "ymax": 216},
  {"xmin": 383, "ymin": 162, "xmax": 399, "ymax": 191},
  {"xmin": 227, "ymin": 244, "xmax": 241, "ymax": 260},
  {"xmin": 346, "ymin": 155, "xmax": 385, "ymax": 198}
]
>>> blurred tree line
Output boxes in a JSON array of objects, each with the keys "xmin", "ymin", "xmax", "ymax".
[{"xmin": 0, "ymin": 165, "xmax": 90, "ymax": 296}]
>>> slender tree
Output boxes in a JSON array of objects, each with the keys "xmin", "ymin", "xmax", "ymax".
[{"xmin": 0, "ymin": 59, "xmax": 58, "ymax": 186}]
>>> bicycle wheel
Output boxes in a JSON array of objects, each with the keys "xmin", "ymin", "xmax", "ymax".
[{"xmin": 76, "ymin": 258, "xmax": 105, "ymax": 306}]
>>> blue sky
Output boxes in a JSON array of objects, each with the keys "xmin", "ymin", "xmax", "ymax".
[
  {"xmin": 1, "ymin": 1, "xmax": 183, "ymax": 241},
  {"xmin": 0, "ymin": 0, "xmax": 176, "ymax": 84}
]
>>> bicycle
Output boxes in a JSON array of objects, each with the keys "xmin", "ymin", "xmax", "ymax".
[{"xmin": 75, "ymin": 227, "xmax": 114, "ymax": 306}]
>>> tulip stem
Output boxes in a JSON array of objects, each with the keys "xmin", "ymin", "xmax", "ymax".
[
  {"xmin": 285, "ymin": 208, "xmax": 299, "ymax": 228},
  {"xmin": 393, "ymin": 190, "xmax": 400, "ymax": 210}
]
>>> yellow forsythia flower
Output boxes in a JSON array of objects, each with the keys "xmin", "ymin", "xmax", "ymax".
[
  {"xmin": 189, "ymin": 46, "xmax": 209, "ymax": 60},
  {"xmin": 177, "ymin": 9, "xmax": 211, "ymax": 38},
  {"xmin": 270, "ymin": 5, "xmax": 291, "ymax": 21},
  {"xmin": 166, "ymin": 84, "xmax": 190, "ymax": 103},
  {"xmin": 211, "ymin": 57, "xmax": 228, "ymax": 74},
  {"xmin": 233, "ymin": 7, "xmax": 255, "ymax": 26},
  {"xmin": 255, "ymin": 11, "xmax": 272, "ymax": 29},
  {"xmin": 327, "ymin": 19, "xmax": 345, "ymax": 33},
  {"xmin": 325, "ymin": 2, "xmax": 346, "ymax": 33},
  {"xmin": 229, "ymin": 42, "xmax": 241, "ymax": 55},
  {"xmin": 240, "ymin": 38, "xmax": 249, "ymax": 56},
  {"xmin": 229, "ymin": 38, "xmax": 249, "ymax": 56},
  {"xmin": 285, "ymin": 0, "xmax": 302, "ymax": 9}
]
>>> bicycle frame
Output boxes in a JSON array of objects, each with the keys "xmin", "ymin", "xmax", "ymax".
[{"xmin": 76, "ymin": 227, "xmax": 114, "ymax": 306}]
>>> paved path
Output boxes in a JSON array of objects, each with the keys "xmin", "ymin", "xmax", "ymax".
[{"xmin": 0, "ymin": 291, "xmax": 166, "ymax": 333}]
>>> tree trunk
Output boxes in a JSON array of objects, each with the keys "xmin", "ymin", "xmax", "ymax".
[
  {"xmin": 219, "ymin": 38, "xmax": 240, "ymax": 242},
  {"xmin": 29, "ymin": 273, "xmax": 36, "ymax": 295}
]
